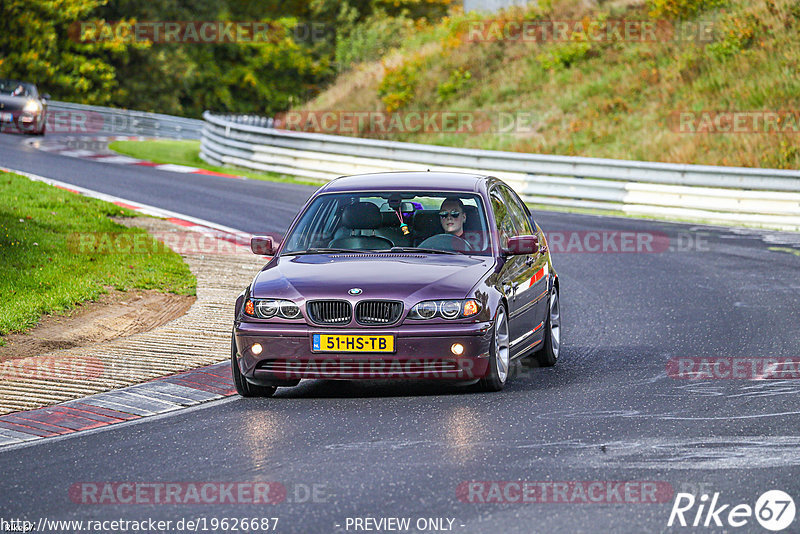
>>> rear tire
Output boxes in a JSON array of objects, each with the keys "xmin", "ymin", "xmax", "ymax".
[
  {"xmin": 534, "ymin": 288, "xmax": 560, "ymax": 367},
  {"xmin": 478, "ymin": 305, "xmax": 510, "ymax": 392},
  {"xmin": 231, "ymin": 333, "xmax": 276, "ymax": 397}
]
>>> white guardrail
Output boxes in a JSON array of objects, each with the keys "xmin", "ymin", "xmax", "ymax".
[
  {"xmin": 200, "ymin": 112, "xmax": 800, "ymax": 231},
  {"xmin": 48, "ymin": 100, "xmax": 203, "ymax": 139}
]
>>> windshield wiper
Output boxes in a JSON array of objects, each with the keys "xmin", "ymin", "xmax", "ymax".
[
  {"xmin": 283, "ymin": 247, "xmax": 362, "ymax": 256},
  {"xmin": 285, "ymin": 247, "xmax": 462, "ymax": 256},
  {"xmin": 385, "ymin": 247, "xmax": 460, "ymax": 255}
]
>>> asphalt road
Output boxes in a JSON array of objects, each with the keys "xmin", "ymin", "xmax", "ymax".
[
  {"xmin": 0, "ymin": 133, "xmax": 317, "ymax": 235},
  {"xmin": 2, "ymin": 132, "xmax": 800, "ymax": 533}
]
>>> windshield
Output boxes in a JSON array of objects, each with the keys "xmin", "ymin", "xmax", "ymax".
[
  {"xmin": 282, "ymin": 192, "xmax": 492, "ymax": 256},
  {"xmin": 0, "ymin": 79, "xmax": 34, "ymax": 97}
]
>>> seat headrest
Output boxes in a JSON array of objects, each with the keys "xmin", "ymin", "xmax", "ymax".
[
  {"xmin": 342, "ymin": 202, "xmax": 382, "ymax": 229},
  {"xmin": 463, "ymin": 205, "xmax": 481, "ymax": 232},
  {"xmin": 413, "ymin": 211, "xmax": 442, "ymax": 233}
]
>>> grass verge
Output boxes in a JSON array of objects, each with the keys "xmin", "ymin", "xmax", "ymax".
[
  {"xmin": 0, "ymin": 171, "xmax": 196, "ymax": 341},
  {"xmin": 108, "ymin": 139, "xmax": 324, "ymax": 186}
]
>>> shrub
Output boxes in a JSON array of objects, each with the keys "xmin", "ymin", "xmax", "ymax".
[
  {"xmin": 707, "ymin": 12, "xmax": 765, "ymax": 59},
  {"xmin": 648, "ymin": 0, "xmax": 728, "ymax": 20},
  {"xmin": 378, "ymin": 58, "xmax": 424, "ymax": 111},
  {"xmin": 335, "ymin": 10, "xmax": 416, "ymax": 70},
  {"xmin": 436, "ymin": 67, "xmax": 472, "ymax": 103},
  {"xmin": 536, "ymin": 35, "xmax": 593, "ymax": 70}
]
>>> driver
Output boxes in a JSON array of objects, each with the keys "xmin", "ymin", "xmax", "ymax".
[{"xmin": 439, "ymin": 197, "xmax": 466, "ymax": 238}]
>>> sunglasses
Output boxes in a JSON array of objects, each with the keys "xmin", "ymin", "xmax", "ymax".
[{"xmin": 439, "ymin": 210, "xmax": 463, "ymax": 219}]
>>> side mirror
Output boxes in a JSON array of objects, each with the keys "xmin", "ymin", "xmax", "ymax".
[
  {"xmin": 251, "ymin": 236, "xmax": 275, "ymax": 256},
  {"xmin": 42, "ymin": 93, "xmax": 51, "ymax": 100},
  {"xmin": 506, "ymin": 235, "xmax": 539, "ymax": 255}
]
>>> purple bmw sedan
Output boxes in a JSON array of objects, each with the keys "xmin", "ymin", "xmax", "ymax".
[{"xmin": 232, "ymin": 172, "xmax": 560, "ymax": 395}]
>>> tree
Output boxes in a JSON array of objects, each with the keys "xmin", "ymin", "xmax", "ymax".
[{"xmin": 0, "ymin": 0, "xmax": 135, "ymax": 104}]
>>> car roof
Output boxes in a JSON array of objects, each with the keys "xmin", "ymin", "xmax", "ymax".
[{"xmin": 319, "ymin": 171, "xmax": 490, "ymax": 194}]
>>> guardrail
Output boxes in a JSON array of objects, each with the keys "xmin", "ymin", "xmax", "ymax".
[
  {"xmin": 48, "ymin": 100, "xmax": 202, "ymax": 139},
  {"xmin": 200, "ymin": 112, "xmax": 800, "ymax": 231}
]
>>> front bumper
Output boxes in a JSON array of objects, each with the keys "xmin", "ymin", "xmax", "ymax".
[
  {"xmin": 0, "ymin": 111, "xmax": 42, "ymax": 132},
  {"xmin": 234, "ymin": 321, "xmax": 493, "ymax": 382}
]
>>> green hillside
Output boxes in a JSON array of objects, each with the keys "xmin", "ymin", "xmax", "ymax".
[{"xmin": 298, "ymin": 0, "xmax": 800, "ymax": 169}]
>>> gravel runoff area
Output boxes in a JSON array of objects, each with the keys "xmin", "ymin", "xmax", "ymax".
[{"xmin": 0, "ymin": 216, "xmax": 263, "ymax": 415}]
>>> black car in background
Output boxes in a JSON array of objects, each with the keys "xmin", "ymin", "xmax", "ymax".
[{"xmin": 0, "ymin": 79, "xmax": 48, "ymax": 135}]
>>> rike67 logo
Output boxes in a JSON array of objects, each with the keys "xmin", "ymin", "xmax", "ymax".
[{"xmin": 668, "ymin": 490, "xmax": 796, "ymax": 531}]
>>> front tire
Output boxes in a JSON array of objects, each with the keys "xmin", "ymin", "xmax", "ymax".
[
  {"xmin": 534, "ymin": 288, "xmax": 561, "ymax": 367},
  {"xmin": 231, "ymin": 333, "xmax": 276, "ymax": 397},
  {"xmin": 478, "ymin": 305, "xmax": 510, "ymax": 392}
]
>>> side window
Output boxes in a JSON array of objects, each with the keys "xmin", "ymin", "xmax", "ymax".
[
  {"xmin": 319, "ymin": 198, "xmax": 340, "ymax": 237},
  {"xmin": 490, "ymin": 188, "xmax": 518, "ymax": 250},
  {"xmin": 287, "ymin": 197, "xmax": 338, "ymax": 250},
  {"xmin": 499, "ymin": 186, "xmax": 533, "ymax": 235}
]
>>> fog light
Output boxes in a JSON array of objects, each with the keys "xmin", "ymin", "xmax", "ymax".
[
  {"xmin": 451, "ymin": 343, "xmax": 464, "ymax": 355},
  {"xmin": 251, "ymin": 343, "xmax": 263, "ymax": 355}
]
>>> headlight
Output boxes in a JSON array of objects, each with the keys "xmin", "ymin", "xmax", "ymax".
[
  {"xmin": 414, "ymin": 301, "xmax": 438, "ymax": 319},
  {"xmin": 408, "ymin": 299, "xmax": 482, "ymax": 320},
  {"xmin": 440, "ymin": 301, "xmax": 461, "ymax": 319},
  {"xmin": 278, "ymin": 300, "xmax": 301, "ymax": 319},
  {"xmin": 244, "ymin": 298, "xmax": 301, "ymax": 320},
  {"xmin": 23, "ymin": 100, "xmax": 42, "ymax": 114}
]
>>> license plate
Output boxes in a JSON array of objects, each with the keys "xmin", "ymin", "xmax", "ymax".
[
  {"xmin": 312, "ymin": 333, "xmax": 395, "ymax": 353},
  {"xmin": 0, "ymin": 112, "xmax": 12, "ymax": 122}
]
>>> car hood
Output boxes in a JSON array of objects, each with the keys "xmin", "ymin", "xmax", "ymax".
[
  {"xmin": 0, "ymin": 95, "xmax": 30, "ymax": 112},
  {"xmin": 251, "ymin": 253, "xmax": 495, "ymax": 302}
]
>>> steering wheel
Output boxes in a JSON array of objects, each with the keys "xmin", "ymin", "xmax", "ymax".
[{"xmin": 418, "ymin": 233, "xmax": 474, "ymax": 252}]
